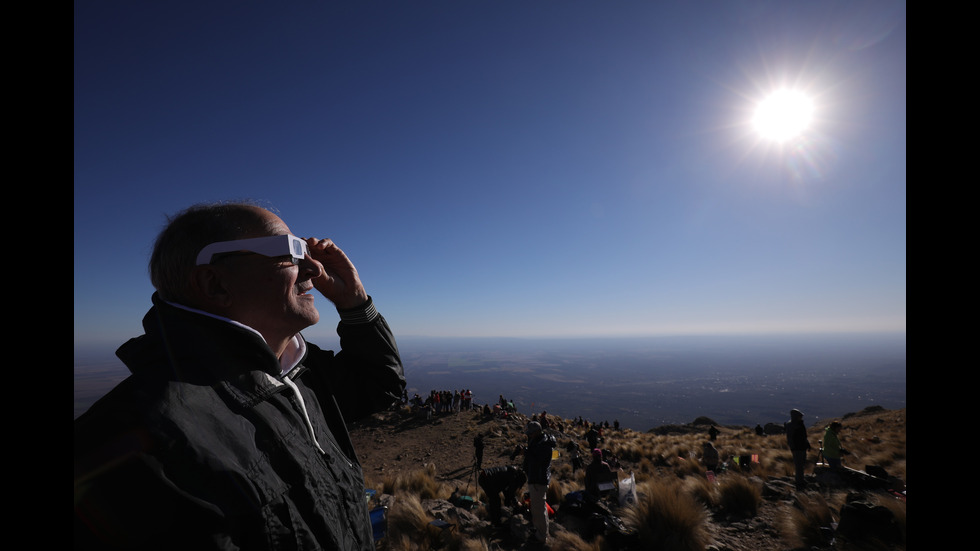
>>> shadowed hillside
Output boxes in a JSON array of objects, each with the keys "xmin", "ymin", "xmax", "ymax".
[{"xmin": 350, "ymin": 405, "xmax": 905, "ymax": 550}]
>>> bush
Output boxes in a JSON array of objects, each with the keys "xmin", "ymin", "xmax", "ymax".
[
  {"xmin": 717, "ymin": 474, "xmax": 761, "ymax": 517},
  {"xmin": 622, "ymin": 479, "xmax": 711, "ymax": 551}
]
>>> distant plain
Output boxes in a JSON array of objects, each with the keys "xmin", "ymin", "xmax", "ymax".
[{"xmin": 74, "ymin": 332, "xmax": 906, "ymax": 430}]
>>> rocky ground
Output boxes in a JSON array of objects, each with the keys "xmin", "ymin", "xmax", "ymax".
[{"xmin": 349, "ymin": 406, "xmax": 905, "ymax": 550}]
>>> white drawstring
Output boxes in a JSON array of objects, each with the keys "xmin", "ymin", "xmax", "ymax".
[{"xmin": 281, "ymin": 375, "xmax": 325, "ymax": 455}]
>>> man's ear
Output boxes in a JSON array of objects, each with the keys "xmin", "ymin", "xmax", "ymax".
[{"xmin": 188, "ymin": 265, "xmax": 233, "ymax": 310}]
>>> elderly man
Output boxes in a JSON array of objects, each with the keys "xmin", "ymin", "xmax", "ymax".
[{"xmin": 74, "ymin": 203, "xmax": 405, "ymax": 550}]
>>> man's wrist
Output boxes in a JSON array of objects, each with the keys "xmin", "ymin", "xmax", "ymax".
[{"xmin": 337, "ymin": 296, "xmax": 378, "ymax": 324}]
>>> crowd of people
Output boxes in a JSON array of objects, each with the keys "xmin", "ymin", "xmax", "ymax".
[
  {"xmin": 467, "ymin": 409, "xmax": 629, "ymax": 545},
  {"xmin": 469, "ymin": 405, "xmax": 853, "ymax": 544},
  {"xmin": 408, "ymin": 388, "xmax": 476, "ymax": 417},
  {"xmin": 405, "ymin": 390, "xmax": 851, "ymax": 544}
]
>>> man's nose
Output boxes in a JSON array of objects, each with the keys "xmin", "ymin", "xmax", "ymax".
[{"xmin": 299, "ymin": 254, "xmax": 324, "ymax": 279}]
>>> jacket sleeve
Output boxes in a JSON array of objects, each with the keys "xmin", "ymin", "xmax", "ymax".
[{"xmin": 303, "ymin": 304, "xmax": 405, "ymax": 422}]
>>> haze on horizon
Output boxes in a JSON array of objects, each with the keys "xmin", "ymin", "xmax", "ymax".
[
  {"xmin": 75, "ymin": 332, "xmax": 906, "ymax": 428},
  {"xmin": 75, "ymin": 3, "xmax": 905, "ymax": 349}
]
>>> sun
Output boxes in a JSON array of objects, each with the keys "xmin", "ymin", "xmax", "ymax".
[{"xmin": 753, "ymin": 89, "xmax": 814, "ymax": 142}]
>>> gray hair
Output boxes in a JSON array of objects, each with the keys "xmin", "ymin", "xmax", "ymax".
[{"xmin": 149, "ymin": 201, "xmax": 281, "ymax": 303}]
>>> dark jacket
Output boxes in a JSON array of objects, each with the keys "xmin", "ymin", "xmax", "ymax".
[
  {"xmin": 785, "ymin": 418, "xmax": 811, "ymax": 452},
  {"xmin": 478, "ymin": 466, "xmax": 527, "ymax": 496},
  {"xmin": 584, "ymin": 459, "xmax": 615, "ymax": 497},
  {"xmin": 523, "ymin": 433, "xmax": 557, "ymax": 486},
  {"xmin": 74, "ymin": 294, "xmax": 405, "ymax": 550}
]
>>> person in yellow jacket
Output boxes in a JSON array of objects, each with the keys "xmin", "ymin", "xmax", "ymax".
[{"xmin": 822, "ymin": 421, "xmax": 845, "ymax": 469}]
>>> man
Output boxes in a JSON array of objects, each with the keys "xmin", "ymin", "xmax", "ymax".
[
  {"xmin": 785, "ymin": 408, "xmax": 811, "ymax": 490},
  {"xmin": 477, "ymin": 465, "xmax": 526, "ymax": 527},
  {"xmin": 522, "ymin": 421, "xmax": 556, "ymax": 545},
  {"xmin": 73, "ymin": 203, "xmax": 405, "ymax": 550}
]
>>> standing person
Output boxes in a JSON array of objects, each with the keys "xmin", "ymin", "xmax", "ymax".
[
  {"xmin": 708, "ymin": 425, "xmax": 719, "ymax": 441},
  {"xmin": 474, "ymin": 433, "xmax": 486, "ymax": 470},
  {"xmin": 785, "ymin": 408, "xmax": 811, "ymax": 489},
  {"xmin": 73, "ymin": 202, "xmax": 406, "ymax": 550},
  {"xmin": 586, "ymin": 424, "xmax": 599, "ymax": 450},
  {"xmin": 701, "ymin": 442, "xmax": 720, "ymax": 472},
  {"xmin": 478, "ymin": 466, "xmax": 527, "ymax": 527},
  {"xmin": 522, "ymin": 421, "xmax": 556, "ymax": 545},
  {"xmin": 822, "ymin": 421, "xmax": 845, "ymax": 470}
]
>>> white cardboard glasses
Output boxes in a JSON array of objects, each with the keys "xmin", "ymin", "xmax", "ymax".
[{"xmin": 196, "ymin": 234, "xmax": 309, "ymax": 265}]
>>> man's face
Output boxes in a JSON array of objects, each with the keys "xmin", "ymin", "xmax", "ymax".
[{"xmin": 213, "ymin": 210, "xmax": 323, "ymax": 345}]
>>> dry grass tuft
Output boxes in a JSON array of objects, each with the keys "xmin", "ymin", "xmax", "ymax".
[
  {"xmin": 549, "ymin": 530, "xmax": 601, "ymax": 551},
  {"xmin": 458, "ymin": 538, "xmax": 491, "ymax": 551},
  {"xmin": 680, "ymin": 475, "xmax": 717, "ymax": 508},
  {"xmin": 622, "ymin": 478, "xmax": 712, "ymax": 551},
  {"xmin": 384, "ymin": 463, "xmax": 447, "ymax": 500},
  {"xmin": 386, "ymin": 493, "xmax": 433, "ymax": 550},
  {"xmin": 780, "ymin": 492, "xmax": 840, "ymax": 549},
  {"xmin": 716, "ymin": 474, "xmax": 761, "ymax": 518},
  {"xmin": 386, "ymin": 491, "xmax": 472, "ymax": 551}
]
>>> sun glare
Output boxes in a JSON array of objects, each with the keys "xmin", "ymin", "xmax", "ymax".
[{"xmin": 753, "ymin": 89, "xmax": 814, "ymax": 142}]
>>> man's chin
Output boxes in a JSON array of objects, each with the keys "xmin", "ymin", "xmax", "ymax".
[{"xmin": 305, "ymin": 309, "xmax": 320, "ymax": 327}]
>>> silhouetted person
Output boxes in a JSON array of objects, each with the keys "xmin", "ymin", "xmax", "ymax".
[
  {"xmin": 523, "ymin": 421, "xmax": 556, "ymax": 545},
  {"xmin": 822, "ymin": 421, "xmax": 844, "ymax": 470},
  {"xmin": 586, "ymin": 425, "xmax": 599, "ymax": 450},
  {"xmin": 785, "ymin": 408, "xmax": 811, "ymax": 489},
  {"xmin": 478, "ymin": 466, "xmax": 526, "ymax": 526},
  {"xmin": 474, "ymin": 434, "xmax": 485, "ymax": 469},
  {"xmin": 584, "ymin": 448, "xmax": 616, "ymax": 499},
  {"xmin": 702, "ymin": 441, "xmax": 720, "ymax": 472},
  {"xmin": 755, "ymin": 424, "xmax": 765, "ymax": 436},
  {"xmin": 708, "ymin": 425, "xmax": 719, "ymax": 441}
]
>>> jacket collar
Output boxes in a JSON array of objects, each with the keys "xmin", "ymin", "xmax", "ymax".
[{"xmin": 116, "ymin": 293, "xmax": 310, "ymax": 408}]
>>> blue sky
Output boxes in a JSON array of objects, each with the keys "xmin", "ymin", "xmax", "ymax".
[{"xmin": 74, "ymin": 1, "xmax": 906, "ymax": 349}]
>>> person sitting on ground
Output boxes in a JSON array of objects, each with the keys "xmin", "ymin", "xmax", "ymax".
[
  {"xmin": 478, "ymin": 465, "xmax": 527, "ymax": 527},
  {"xmin": 702, "ymin": 441, "xmax": 720, "ymax": 472},
  {"xmin": 584, "ymin": 448, "xmax": 616, "ymax": 499}
]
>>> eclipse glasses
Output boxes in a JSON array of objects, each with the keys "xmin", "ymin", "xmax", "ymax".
[{"xmin": 196, "ymin": 234, "xmax": 309, "ymax": 265}]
